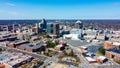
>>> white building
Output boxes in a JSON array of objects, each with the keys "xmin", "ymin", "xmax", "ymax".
[{"xmin": 63, "ymin": 34, "xmax": 82, "ymax": 40}]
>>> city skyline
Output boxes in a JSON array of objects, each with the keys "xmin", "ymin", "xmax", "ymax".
[{"xmin": 0, "ymin": 0, "xmax": 120, "ymax": 19}]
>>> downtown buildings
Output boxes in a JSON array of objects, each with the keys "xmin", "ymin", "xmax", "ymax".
[
  {"xmin": 47, "ymin": 23, "xmax": 60, "ymax": 36},
  {"xmin": 39, "ymin": 19, "xmax": 60, "ymax": 37},
  {"xmin": 63, "ymin": 20, "xmax": 84, "ymax": 40}
]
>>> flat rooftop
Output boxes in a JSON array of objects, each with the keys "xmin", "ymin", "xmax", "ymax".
[
  {"xmin": 10, "ymin": 40, "xmax": 28, "ymax": 45},
  {"xmin": 107, "ymin": 48, "xmax": 120, "ymax": 54},
  {"xmin": 0, "ymin": 52, "xmax": 33, "ymax": 67},
  {"xmin": 0, "ymin": 52, "xmax": 12, "ymax": 61},
  {"xmin": 20, "ymin": 41, "xmax": 45, "ymax": 49}
]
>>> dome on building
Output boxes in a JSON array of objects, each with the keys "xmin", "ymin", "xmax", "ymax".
[{"xmin": 76, "ymin": 20, "xmax": 82, "ymax": 23}]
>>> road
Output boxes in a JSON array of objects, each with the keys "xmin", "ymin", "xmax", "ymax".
[
  {"xmin": 39, "ymin": 54, "xmax": 59, "ymax": 68},
  {"xmin": 79, "ymin": 42, "xmax": 103, "ymax": 47},
  {"xmin": 0, "ymin": 46, "xmax": 47, "ymax": 61},
  {"xmin": 60, "ymin": 39, "xmax": 103, "ymax": 68},
  {"xmin": 66, "ymin": 43, "xmax": 96, "ymax": 68}
]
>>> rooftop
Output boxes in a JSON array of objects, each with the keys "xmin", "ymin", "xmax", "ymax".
[
  {"xmin": 0, "ymin": 52, "xmax": 12, "ymax": 61},
  {"xmin": 20, "ymin": 43, "xmax": 41, "ymax": 49},
  {"xmin": 98, "ymin": 56, "xmax": 107, "ymax": 60},
  {"xmin": 112, "ymin": 42, "xmax": 120, "ymax": 46},
  {"xmin": 107, "ymin": 48, "xmax": 120, "ymax": 54},
  {"xmin": 10, "ymin": 40, "xmax": 28, "ymax": 45},
  {"xmin": 20, "ymin": 41, "xmax": 45, "ymax": 49},
  {"xmin": 85, "ymin": 57, "xmax": 96, "ymax": 62},
  {"xmin": 0, "ymin": 52, "xmax": 32, "ymax": 67}
]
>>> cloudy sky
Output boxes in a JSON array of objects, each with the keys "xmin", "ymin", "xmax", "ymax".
[{"xmin": 0, "ymin": 0, "xmax": 120, "ymax": 19}]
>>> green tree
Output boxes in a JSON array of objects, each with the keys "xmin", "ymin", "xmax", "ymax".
[
  {"xmin": 0, "ymin": 48, "xmax": 2, "ymax": 52},
  {"xmin": 46, "ymin": 40, "xmax": 56, "ymax": 48},
  {"xmin": 98, "ymin": 47, "xmax": 105, "ymax": 55},
  {"xmin": 54, "ymin": 40, "xmax": 59, "ymax": 45},
  {"xmin": 39, "ymin": 46, "xmax": 45, "ymax": 52}
]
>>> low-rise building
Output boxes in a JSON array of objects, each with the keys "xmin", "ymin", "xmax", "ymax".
[
  {"xmin": 105, "ymin": 48, "xmax": 120, "ymax": 61},
  {"xmin": 0, "ymin": 52, "xmax": 33, "ymax": 68},
  {"xmin": 104, "ymin": 41, "xmax": 116, "ymax": 49},
  {"xmin": 85, "ymin": 57, "xmax": 96, "ymax": 63},
  {"xmin": 96, "ymin": 56, "xmax": 107, "ymax": 63},
  {"xmin": 7, "ymin": 40, "xmax": 28, "ymax": 48},
  {"xmin": 17, "ymin": 41, "xmax": 46, "ymax": 52},
  {"xmin": 0, "ymin": 31, "xmax": 17, "ymax": 41},
  {"xmin": 104, "ymin": 41, "xmax": 120, "ymax": 61},
  {"xmin": 30, "ymin": 36, "xmax": 39, "ymax": 42},
  {"xmin": 63, "ymin": 34, "xmax": 82, "ymax": 40},
  {"xmin": 55, "ymin": 44, "xmax": 64, "ymax": 51}
]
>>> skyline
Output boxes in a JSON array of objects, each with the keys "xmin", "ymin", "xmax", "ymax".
[{"xmin": 0, "ymin": 0, "xmax": 120, "ymax": 19}]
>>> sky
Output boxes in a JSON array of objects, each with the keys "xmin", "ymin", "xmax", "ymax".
[{"xmin": 0, "ymin": 0, "xmax": 120, "ymax": 19}]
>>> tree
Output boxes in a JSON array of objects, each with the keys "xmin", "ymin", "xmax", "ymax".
[
  {"xmin": 46, "ymin": 40, "xmax": 56, "ymax": 48},
  {"xmin": 0, "ymin": 48, "xmax": 3, "ymax": 52},
  {"xmin": 39, "ymin": 46, "xmax": 45, "ymax": 52},
  {"xmin": 54, "ymin": 40, "xmax": 59, "ymax": 45},
  {"xmin": 98, "ymin": 47, "xmax": 105, "ymax": 55}
]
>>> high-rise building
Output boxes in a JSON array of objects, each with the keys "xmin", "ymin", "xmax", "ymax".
[
  {"xmin": 74, "ymin": 20, "xmax": 83, "ymax": 39},
  {"xmin": 46, "ymin": 23, "xmax": 60, "ymax": 36},
  {"xmin": 39, "ymin": 23, "xmax": 43, "ymax": 29},
  {"xmin": 47, "ymin": 23, "xmax": 53, "ymax": 34},
  {"xmin": 12, "ymin": 24, "xmax": 15, "ymax": 33},
  {"xmin": 53, "ymin": 23, "xmax": 60, "ymax": 36},
  {"xmin": 38, "ymin": 18, "xmax": 47, "ymax": 33},
  {"xmin": 75, "ymin": 20, "xmax": 83, "ymax": 29},
  {"xmin": 41, "ymin": 18, "xmax": 47, "ymax": 29},
  {"xmin": 34, "ymin": 23, "xmax": 39, "ymax": 34}
]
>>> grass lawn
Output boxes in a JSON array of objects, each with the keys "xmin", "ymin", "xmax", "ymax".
[{"xmin": 96, "ymin": 51, "xmax": 105, "ymax": 56}]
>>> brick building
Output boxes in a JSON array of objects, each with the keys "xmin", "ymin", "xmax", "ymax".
[
  {"xmin": 104, "ymin": 41, "xmax": 115, "ymax": 49},
  {"xmin": 7, "ymin": 41, "xmax": 28, "ymax": 48},
  {"xmin": 17, "ymin": 42, "xmax": 46, "ymax": 52},
  {"xmin": 105, "ymin": 48, "xmax": 120, "ymax": 61},
  {"xmin": 104, "ymin": 41, "xmax": 120, "ymax": 61}
]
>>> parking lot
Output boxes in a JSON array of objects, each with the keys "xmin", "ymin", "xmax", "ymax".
[{"xmin": 87, "ymin": 44, "xmax": 103, "ymax": 53}]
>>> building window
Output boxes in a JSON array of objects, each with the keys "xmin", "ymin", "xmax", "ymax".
[{"xmin": 111, "ymin": 55, "xmax": 115, "ymax": 59}]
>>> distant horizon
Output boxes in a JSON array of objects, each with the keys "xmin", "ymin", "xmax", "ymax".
[{"xmin": 0, "ymin": 18, "xmax": 120, "ymax": 20}]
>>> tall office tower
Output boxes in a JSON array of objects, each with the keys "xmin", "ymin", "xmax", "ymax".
[
  {"xmin": 35, "ymin": 23, "xmax": 39, "ymax": 34},
  {"xmin": 53, "ymin": 23, "xmax": 60, "ymax": 36},
  {"xmin": 12, "ymin": 24, "xmax": 15, "ymax": 33},
  {"xmin": 41, "ymin": 18, "xmax": 47, "ymax": 29},
  {"xmin": 75, "ymin": 20, "xmax": 83, "ymax": 29},
  {"xmin": 47, "ymin": 23, "xmax": 53, "ymax": 34},
  {"xmin": 38, "ymin": 18, "xmax": 47, "ymax": 33},
  {"xmin": 39, "ymin": 22, "xmax": 43, "ymax": 29},
  {"xmin": 74, "ymin": 20, "xmax": 83, "ymax": 40}
]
